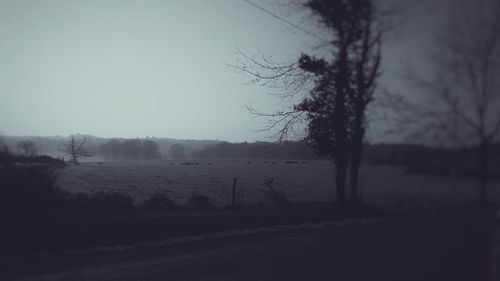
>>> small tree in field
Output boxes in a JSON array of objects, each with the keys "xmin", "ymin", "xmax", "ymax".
[{"xmin": 62, "ymin": 134, "xmax": 93, "ymax": 164}]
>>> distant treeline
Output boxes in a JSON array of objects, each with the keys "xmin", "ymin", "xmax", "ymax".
[
  {"xmin": 405, "ymin": 146, "xmax": 500, "ymax": 179},
  {"xmin": 97, "ymin": 139, "xmax": 161, "ymax": 161},
  {"xmin": 363, "ymin": 144, "xmax": 428, "ymax": 166},
  {"xmin": 0, "ymin": 136, "xmax": 219, "ymax": 160},
  {"xmin": 192, "ymin": 141, "xmax": 320, "ymax": 160},
  {"xmin": 192, "ymin": 141, "xmax": 500, "ymax": 178},
  {"xmin": 364, "ymin": 143, "xmax": 500, "ymax": 179}
]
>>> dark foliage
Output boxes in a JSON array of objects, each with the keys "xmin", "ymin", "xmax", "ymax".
[
  {"xmin": 0, "ymin": 148, "xmax": 66, "ymax": 169},
  {"xmin": 297, "ymin": 0, "xmax": 381, "ymax": 202},
  {"xmin": 98, "ymin": 138, "xmax": 161, "ymax": 161},
  {"xmin": 142, "ymin": 140, "xmax": 161, "ymax": 160},
  {"xmin": 72, "ymin": 191, "xmax": 136, "ymax": 212},
  {"xmin": 192, "ymin": 141, "xmax": 319, "ymax": 160},
  {"xmin": 262, "ymin": 177, "xmax": 290, "ymax": 208},
  {"xmin": 0, "ymin": 156, "xmax": 69, "ymax": 222},
  {"xmin": 188, "ymin": 194, "xmax": 213, "ymax": 210},
  {"xmin": 405, "ymin": 145, "xmax": 500, "ymax": 179},
  {"xmin": 168, "ymin": 143, "xmax": 186, "ymax": 160},
  {"xmin": 16, "ymin": 140, "xmax": 37, "ymax": 156},
  {"xmin": 142, "ymin": 193, "xmax": 178, "ymax": 212}
]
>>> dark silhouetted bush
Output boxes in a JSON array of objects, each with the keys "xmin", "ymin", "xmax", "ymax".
[
  {"xmin": 188, "ymin": 194, "xmax": 213, "ymax": 210},
  {"xmin": 0, "ymin": 162, "xmax": 69, "ymax": 222},
  {"xmin": 263, "ymin": 177, "xmax": 290, "ymax": 208},
  {"xmin": 142, "ymin": 193, "xmax": 177, "ymax": 212},
  {"xmin": 77, "ymin": 191, "xmax": 136, "ymax": 212}
]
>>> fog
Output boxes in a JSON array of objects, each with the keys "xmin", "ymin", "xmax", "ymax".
[
  {"xmin": 2, "ymin": 1, "xmax": 500, "ymax": 280},
  {"xmin": 0, "ymin": 0, "xmax": 439, "ymax": 142}
]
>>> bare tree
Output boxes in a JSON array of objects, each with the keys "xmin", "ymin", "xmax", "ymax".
[
  {"xmin": 439, "ymin": 0, "xmax": 500, "ymax": 203},
  {"xmin": 61, "ymin": 134, "xmax": 93, "ymax": 164},
  {"xmin": 390, "ymin": 0, "xmax": 500, "ymax": 203},
  {"xmin": 231, "ymin": 47, "xmax": 314, "ymax": 142}
]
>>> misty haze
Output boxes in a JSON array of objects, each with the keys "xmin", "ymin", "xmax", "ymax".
[{"xmin": 1, "ymin": 0, "xmax": 499, "ymax": 280}]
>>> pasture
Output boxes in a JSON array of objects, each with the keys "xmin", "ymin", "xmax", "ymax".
[{"xmin": 57, "ymin": 160, "xmax": 500, "ymax": 209}]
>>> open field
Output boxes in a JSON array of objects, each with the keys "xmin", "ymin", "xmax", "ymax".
[{"xmin": 57, "ymin": 160, "xmax": 500, "ymax": 209}]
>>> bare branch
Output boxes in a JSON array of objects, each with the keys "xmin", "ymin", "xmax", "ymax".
[{"xmin": 61, "ymin": 134, "xmax": 93, "ymax": 163}]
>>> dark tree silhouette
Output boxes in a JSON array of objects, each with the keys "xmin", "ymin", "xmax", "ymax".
[
  {"xmin": 98, "ymin": 139, "xmax": 161, "ymax": 161},
  {"xmin": 122, "ymin": 139, "xmax": 142, "ymax": 161},
  {"xmin": 61, "ymin": 134, "xmax": 92, "ymax": 164},
  {"xmin": 233, "ymin": 0, "xmax": 383, "ymax": 202},
  {"xmin": 169, "ymin": 143, "xmax": 186, "ymax": 160},
  {"xmin": 16, "ymin": 140, "xmax": 38, "ymax": 156},
  {"xmin": 99, "ymin": 139, "xmax": 123, "ymax": 161},
  {"xmin": 142, "ymin": 140, "xmax": 161, "ymax": 160},
  {"xmin": 297, "ymin": 0, "xmax": 381, "ymax": 202},
  {"xmin": 347, "ymin": 1, "xmax": 381, "ymax": 201}
]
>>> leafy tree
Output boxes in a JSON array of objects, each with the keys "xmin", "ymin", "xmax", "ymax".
[
  {"xmin": 142, "ymin": 140, "xmax": 161, "ymax": 160},
  {"xmin": 98, "ymin": 139, "xmax": 161, "ymax": 161},
  {"xmin": 99, "ymin": 139, "xmax": 123, "ymax": 161},
  {"xmin": 234, "ymin": 0, "xmax": 383, "ymax": 202},
  {"xmin": 122, "ymin": 139, "xmax": 142, "ymax": 161},
  {"xmin": 16, "ymin": 140, "xmax": 38, "ymax": 156},
  {"xmin": 297, "ymin": 0, "xmax": 381, "ymax": 202},
  {"xmin": 169, "ymin": 143, "xmax": 186, "ymax": 160}
]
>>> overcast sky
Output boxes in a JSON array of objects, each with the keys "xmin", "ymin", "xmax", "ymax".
[{"xmin": 0, "ymin": 0, "xmax": 441, "ymax": 142}]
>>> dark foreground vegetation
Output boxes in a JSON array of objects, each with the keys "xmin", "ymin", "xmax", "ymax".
[{"xmin": 0, "ymin": 149, "xmax": 385, "ymax": 255}]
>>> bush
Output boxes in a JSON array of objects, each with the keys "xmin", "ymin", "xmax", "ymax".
[
  {"xmin": 72, "ymin": 191, "xmax": 136, "ymax": 212},
  {"xmin": 142, "ymin": 193, "xmax": 177, "ymax": 212},
  {"xmin": 188, "ymin": 193, "xmax": 213, "ymax": 210},
  {"xmin": 0, "ymin": 163, "xmax": 69, "ymax": 221},
  {"xmin": 263, "ymin": 177, "xmax": 290, "ymax": 208}
]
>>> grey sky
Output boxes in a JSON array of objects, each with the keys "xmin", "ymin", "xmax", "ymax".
[{"xmin": 0, "ymin": 0, "xmax": 439, "ymax": 142}]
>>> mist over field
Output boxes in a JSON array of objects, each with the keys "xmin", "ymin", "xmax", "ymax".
[{"xmin": 1, "ymin": 0, "xmax": 499, "ymax": 280}]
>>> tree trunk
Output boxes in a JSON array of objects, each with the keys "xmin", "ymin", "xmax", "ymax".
[
  {"xmin": 350, "ymin": 151, "xmax": 363, "ymax": 201},
  {"xmin": 350, "ymin": 109, "xmax": 365, "ymax": 202},
  {"xmin": 479, "ymin": 141, "xmax": 489, "ymax": 204},
  {"xmin": 336, "ymin": 160, "xmax": 347, "ymax": 203},
  {"xmin": 334, "ymin": 35, "xmax": 349, "ymax": 203}
]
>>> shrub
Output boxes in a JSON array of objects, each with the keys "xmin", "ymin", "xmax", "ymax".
[
  {"xmin": 263, "ymin": 177, "xmax": 290, "ymax": 208},
  {"xmin": 142, "ymin": 193, "xmax": 177, "ymax": 212},
  {"xmin": 74, "ymin": 191, "xmax": 136, "ymax": 212},
  {"xmin": 188, "ymin": 193, "xmax": 213, "ymax": 210},
  {"xmin": 0, "ymin": 163, "xmax": 69, "ymax": 221}
]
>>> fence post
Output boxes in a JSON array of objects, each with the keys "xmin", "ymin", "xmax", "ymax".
[{"xmin": 232, "ymin": 177, "xmax": 237, "ymax": 208}]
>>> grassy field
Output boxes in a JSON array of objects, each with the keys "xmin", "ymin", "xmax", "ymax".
[{"xmin": 57, "ymin": 160, "xmax": 500, "ymax": 209}]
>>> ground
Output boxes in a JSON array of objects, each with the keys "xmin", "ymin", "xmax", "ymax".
[
  {"xmin": 58, "ymin": 160, "xmax": 500, "ymax": 208},
  {"xmin": 3, "ymin": 206, "xmax": 495, "ymax": 281},
  {"xmin": 3, "ymin": 160, "xmax": 498, "ymax": 280}
]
